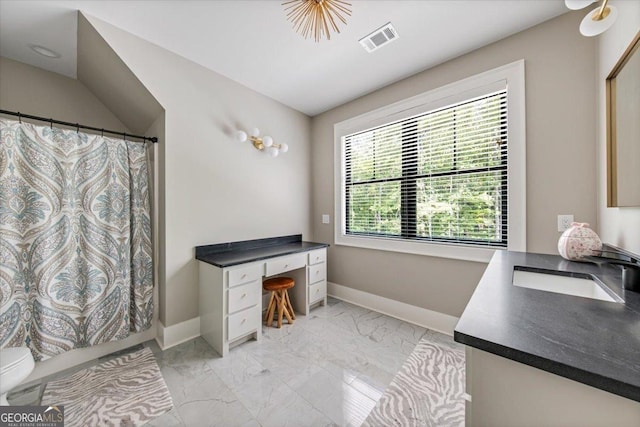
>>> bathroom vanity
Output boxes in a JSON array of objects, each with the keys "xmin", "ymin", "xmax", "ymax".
[
  {"xmin": 455, "ymin": 250, "xmax": 640, "ymax": 427},
  {"xmin": 195, "ymin": 235, "xmax": 329, "ymax": 357}
]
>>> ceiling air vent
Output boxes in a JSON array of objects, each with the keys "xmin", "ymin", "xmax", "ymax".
[{"xmin": 359, "ymin": 22, "xmax": 399, "ymax": 53}]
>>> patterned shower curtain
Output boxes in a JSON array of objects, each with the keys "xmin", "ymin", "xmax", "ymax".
[{"xmin": 0, "ymin": 118, "xmax": 153, "ymax": 361}]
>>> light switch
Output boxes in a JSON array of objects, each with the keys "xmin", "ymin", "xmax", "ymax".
[{"xmin": 322, "ymin": 214, "xmax": 330, "ymax": 224}]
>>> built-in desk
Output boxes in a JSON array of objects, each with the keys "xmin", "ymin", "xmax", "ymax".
[{"xmin": 195, "ymin": 235, "xmax": 329, "ymax": 357}]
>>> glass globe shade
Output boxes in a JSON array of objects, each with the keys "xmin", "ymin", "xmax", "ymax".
[
  {"xmin": 565, "ymin": 0, "xmax": 596, "ymax": 10},
  {"xmin": 279, "ymin": 143, "xmax": 289, "ymax": 153},
  {"xmin": 236, "ymin": 130, "xmax": 247, "ymax": 142},
  {"xmin": 268, "ymin": 147, "xmax": 279, "ymax": 158},
  {"xmin": 250, "ymin": 127, "xmax": 260, "ymax": 137},
  {"xmin": 580, "ymin": 5, "xmax": 617, "ymax": 37},
  {"xmin": 263, "ymin": 136, "xmax": 273, "ymax": 147}
]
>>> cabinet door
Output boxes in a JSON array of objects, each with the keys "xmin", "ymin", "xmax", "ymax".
[
  {"xmin": 228, "ymin": 281, "xmax": 260, "ymax": 314},
  {"xmin": 228, "ymin": 264, "xmax": 261, "ymax": 288},
  {"xmin": 308, "ymin": 249, "xmax": 326, "ymax": 265},
  {"xmin": 309, "ymin": 281, "xmax": 327, "ymax": 304},
  {"xmin": 265, "ymin": 253, "xmax": 306, "ymax": 277},
  {"xmin": 228, "ymin": 306, "xmax": 260, "ymax": 341},
  {"xmin": 307, "ymin": 263, "xmax": 326, "ymax": 285}
]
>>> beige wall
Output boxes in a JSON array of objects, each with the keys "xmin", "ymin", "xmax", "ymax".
[
  {"xmin": 77, "ymin": 13, "xmax": 163, "ymax": 135},
  {"xmin": 597, "ymin": 2, "xmax": 640, "ymax": 255},
  {"xmin": 0, "ymin": 56, "xmax": 128, "ymax": 132},
  {"xmin": 83, "ymin": 14, "xmax": 313, "ymax": 327},
  {"xmin": 310, "ymin": 11, "xmax": 597, "ymax": 317}
]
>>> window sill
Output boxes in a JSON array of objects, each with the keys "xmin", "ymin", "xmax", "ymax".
[{"xmin": 334, "ymin": 233, "xmax": 498, "ymax": 263}]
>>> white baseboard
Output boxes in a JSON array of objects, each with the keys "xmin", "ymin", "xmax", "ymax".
[
  {"xmin": 327, "ymin": 282, "xmax": 459, "ymax": 336},
  {"xmin": 150, "ymin": 284, "xmax": 458, "ymax": 350},
  {"xmin": 156, "ymin": 317, "xmax": 201, "ymax": 350}
]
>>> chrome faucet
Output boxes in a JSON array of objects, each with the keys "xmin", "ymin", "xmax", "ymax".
[{"xmin": 584, "ymin": 251, "xmax": 640, "ymax": 293}]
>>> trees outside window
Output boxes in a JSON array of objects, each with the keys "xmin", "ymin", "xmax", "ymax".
[{"xmin": 344, "ymin": 91, "xmax": 508, "ymax": 248}]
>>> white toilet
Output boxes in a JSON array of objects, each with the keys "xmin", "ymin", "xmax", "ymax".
[{"xmin": 0, "ymin": 347, "xmax": 35, "ymax": 406}]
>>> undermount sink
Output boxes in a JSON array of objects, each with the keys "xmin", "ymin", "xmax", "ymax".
[{"xmin": 513, "ymin": 267, "xmax": 623, "ymax": 303}]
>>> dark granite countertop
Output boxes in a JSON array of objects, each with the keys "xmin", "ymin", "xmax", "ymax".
[
  {"xmin": 195, "ymin": 234, "xmax": 329, "ymax": 268},
  {"xmin": 454, "ymin": 250, "xmax": 640, "ymax": 402}
]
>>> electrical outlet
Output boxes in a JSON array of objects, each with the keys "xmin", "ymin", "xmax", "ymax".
[
  {"xmin": 322, "ymin": 214, "xmax": 330, "ymax": 224},
  {"xmin": 557, "ymin": 214, "xmax": 574, "ymax": 232}
]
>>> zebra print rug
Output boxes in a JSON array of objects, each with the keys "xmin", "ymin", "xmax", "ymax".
[
  {"xmin": 363, "ymin": 338, "xmax": 465, "ymax": 427},
  {"xmin": 41, "ymin": 347, "xmax": 173, "ymax": 427}
]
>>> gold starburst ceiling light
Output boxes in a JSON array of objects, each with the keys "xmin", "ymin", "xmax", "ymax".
[{"xmin": 282, "ymin": 0, "xmax": 352, "ymax": 42}]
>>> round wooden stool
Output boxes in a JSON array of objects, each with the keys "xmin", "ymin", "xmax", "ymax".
[{"xmin": 263, "ymin": 277, "xmax": 296, "ymax": 328}]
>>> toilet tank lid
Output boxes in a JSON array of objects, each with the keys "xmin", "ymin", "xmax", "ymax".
[{"xmin": 0, "ymin": 347, "xmax": 33, "ymax": 373}]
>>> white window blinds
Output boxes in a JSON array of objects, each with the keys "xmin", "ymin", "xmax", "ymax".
[{"xmin": 343, "ymin": 90, "xmax": 508, "ymax": 247}]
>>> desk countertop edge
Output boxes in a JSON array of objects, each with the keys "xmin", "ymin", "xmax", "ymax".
[{"xmin": 195, "ymin": 240, "xmax": 329, "ymax": 268}]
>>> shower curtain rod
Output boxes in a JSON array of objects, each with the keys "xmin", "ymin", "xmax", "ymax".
[{"xmin": 0, "ymin": 109, "xmax": 158, "ymax": 143}]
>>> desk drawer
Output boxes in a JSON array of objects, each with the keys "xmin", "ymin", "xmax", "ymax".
[
  {"xmin": 309, "ymin": 281, "xmax": 326, "ymax": 304},
  {"xmin": 228, "ymin": 306, "xmax": 259, "ymax": 341},
  {"xmin": 307, "ymin": 263, "xmax": 326, "ymax": 285},
  {"xmin": 228, "ymin": 264, "xmax": 261, "ymax": 288},
  {"xmin": 265, "ymin": 253, "xmax": 306, "ymax": 277},
  {"xmin": 308, "ymin": 249, "xmax": 326, "ymax": 265},
  {"xmin": 228, "ymin": 281, "xmax": 260, "ymax": 314}
]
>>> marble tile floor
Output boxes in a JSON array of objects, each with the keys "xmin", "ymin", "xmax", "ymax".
[{"xmin": 8, "ymin": 297, "xmax": 462, "ymax": 427}]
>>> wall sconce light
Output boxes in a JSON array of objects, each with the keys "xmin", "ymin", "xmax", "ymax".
[
  {"xmin": 565, "ymin": 0, "xmax": 618, "ymax": 37},
  {"xmin": 235, "ymin": 128, "xmax": 289, "ymax": 157}
]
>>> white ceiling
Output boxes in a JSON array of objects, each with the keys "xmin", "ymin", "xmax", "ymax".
[{"xmin": 0, "ymin": 1, "xmax": 568, "ymax": 116}]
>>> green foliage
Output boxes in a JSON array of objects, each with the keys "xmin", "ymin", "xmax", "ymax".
[
  {"xmin": 348, "ymin": 182, "xmax": 400, "ymax": 235},
  {"xmin": 416, "ymin": 173, "xmax": 503, "ymax": 242},
  {"xmin": 349, "ymin": 124, "xmax": 402, "ymax": 183},
  {"xmin": 346, "ymin": 93, "xmax": 507, "ymax": 244}
]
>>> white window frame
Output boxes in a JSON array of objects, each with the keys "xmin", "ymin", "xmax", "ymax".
[{"xmin": 334, "ymin": 60, "xmax": 526, "ymax": 263}]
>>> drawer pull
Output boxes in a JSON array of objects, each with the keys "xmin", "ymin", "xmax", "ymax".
[
  {"xmin": 284, "ymin": 264, "xmax": 289, "ymax": 268},
  {"xmin": 241, "ymin": 318, "xmax": 246, "ymax": 324},
  {"xmin": 241, "ymin": 273, "xmax": 247, "ymax": 279},
  {"xmin": 315, "ymin": 270, "xmax": 319, "ymax": 275},
  {"xmin": 241, "ymin": 293, "xmax": 247, "ymax": 298},
  {"xmin": 316, "ymin": 256, "xmax": 320, "ymax": 261},
  {"xmin": 316, "ymin": 288, "xmax": 320, "ymax": 293}
]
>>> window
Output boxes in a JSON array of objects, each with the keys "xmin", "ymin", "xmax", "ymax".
[{"xmin": 335, "ymin": 61, "xmax": 526, "ymax": 262}]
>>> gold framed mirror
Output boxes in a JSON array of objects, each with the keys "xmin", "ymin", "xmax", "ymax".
[{"xmin": 606, "ymin": 31, "xmax": 640, "ymax": 207}]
